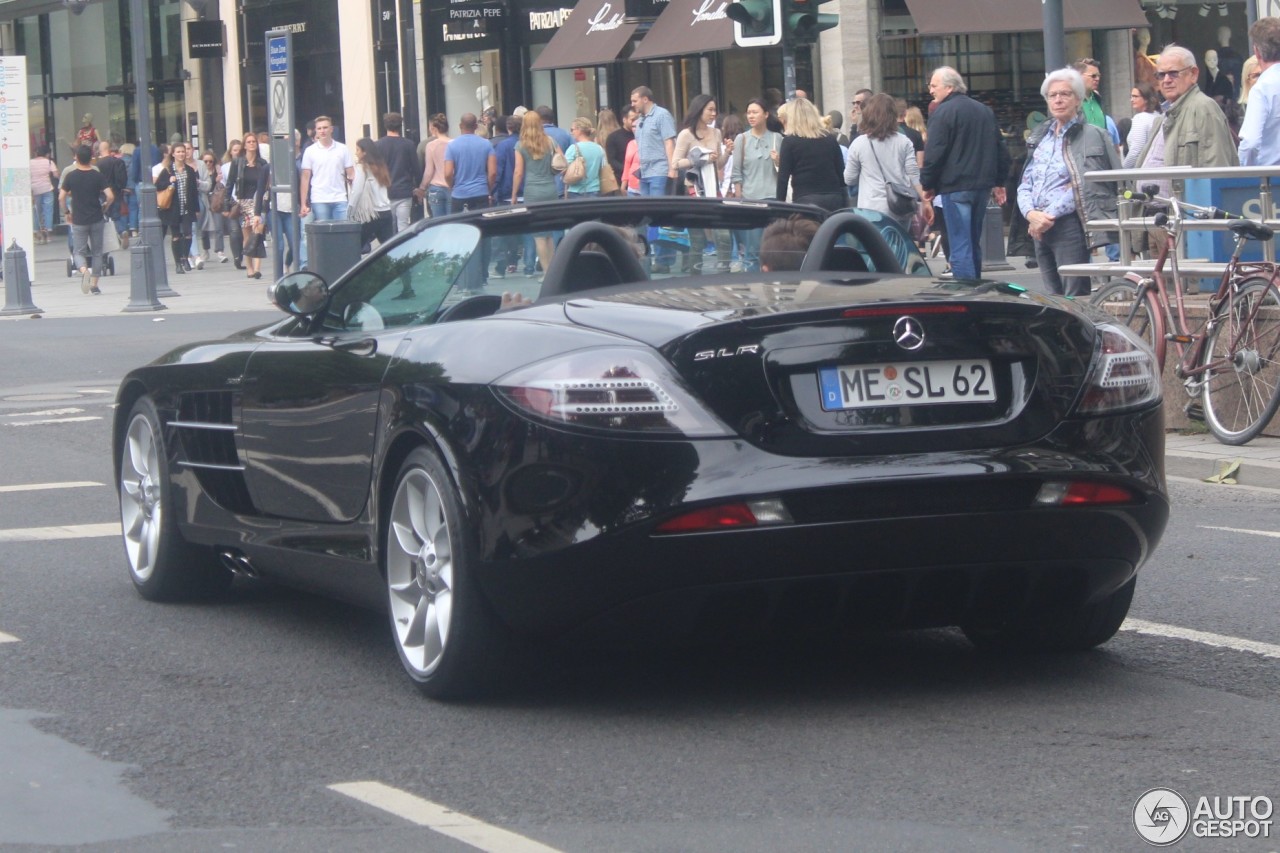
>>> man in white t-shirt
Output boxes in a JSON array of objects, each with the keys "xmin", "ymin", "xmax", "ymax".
[{"xmin": 299, "ymin": 115, "xmax": 354, "ymax": 220}]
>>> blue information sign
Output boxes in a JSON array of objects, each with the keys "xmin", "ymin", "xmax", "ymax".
[{"xmin": 268, "ymin": 36, "xmax": 288, "ymax": 74}]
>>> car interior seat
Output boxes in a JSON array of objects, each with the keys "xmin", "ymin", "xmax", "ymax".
[{"xmin": 538, "ymin": 222, "xmax": 648, "ymax": 299}]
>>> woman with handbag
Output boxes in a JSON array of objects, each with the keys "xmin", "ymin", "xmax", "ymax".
[
  {"xmin": 729, "ymin": 99, "xmax": 782, "ymax": 271},
  {"xmin": 672, "ymin": 94, "xmax": 726, "ymax": 272},
  {"xmin": 563, "ymin": 117, "xmax": 606, "ymax": 198},
  {"xmin": 843, "ymin": 93, "xmax": 928, "ymax": 232},
  {"xmin": 349, "ymin": 138, "xmax": 394, "ymax": 253},
  {"xmin": 198, "ymin": 151, "xmax": 229, "ymax": 263},
  {"xmin": 229, "ymin": 134, "xmax": 270, "ymax": 280},
  {"xmin": 29, "ymin": 144, "xmax": 59, "ymax": 244},
  {"xmin": 154, "ymin": 143, "xmax": 200, "ymax": 274}
]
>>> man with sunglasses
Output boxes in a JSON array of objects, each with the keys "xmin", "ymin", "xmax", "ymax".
[{"xmin": 1134, "ymin": 45, "xmax": 1238, "ymax": 172}]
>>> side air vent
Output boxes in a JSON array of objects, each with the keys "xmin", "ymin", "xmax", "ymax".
[{"xmin": 171, "ymin": 391, "xmax": 254, "ymax": 514}]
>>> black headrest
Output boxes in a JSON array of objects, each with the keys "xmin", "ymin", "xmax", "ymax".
[
  {"xmin": 539, "ymin": 222, "xmax": 648, "ymax": 298},
  {"xmin": 800, "ymin": 211, "xmax": 902, "ymax": 274}
]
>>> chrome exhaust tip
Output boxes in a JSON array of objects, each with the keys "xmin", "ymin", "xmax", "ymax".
[{"xmin": 218, "ymin": 549, "xmax": 259, "ymax": 579}]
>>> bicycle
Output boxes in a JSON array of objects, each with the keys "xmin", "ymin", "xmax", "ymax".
[{"xmin": 1089, "ymin": 189, "xmax": 1280, "ymax": 445}]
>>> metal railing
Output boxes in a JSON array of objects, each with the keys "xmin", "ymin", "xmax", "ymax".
[{"xmin": 1057, "ymin": 165, "xmax": 1280, "ymax": 279}]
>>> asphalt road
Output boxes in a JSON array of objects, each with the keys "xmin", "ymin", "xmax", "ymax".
[{"xmin": 1, "ymin": 314, "xmax": 1277, "ymax": 852}]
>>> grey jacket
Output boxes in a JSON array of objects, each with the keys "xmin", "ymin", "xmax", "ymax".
[
  {"xmin": 1136, "ymin": 86, "xmax": 1239, "ymax": 169},
  {"xmin": 1024, "ymin": 117, "xmax": 1121, "ymax": 239}
]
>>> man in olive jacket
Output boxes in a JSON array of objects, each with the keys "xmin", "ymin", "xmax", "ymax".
[{"xmin": 1135, "ymin": 45, "xmax": 1239, "ymax": 171}]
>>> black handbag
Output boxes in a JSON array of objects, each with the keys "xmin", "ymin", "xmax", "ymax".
[{"xmin": 869, "ymin": 140, "xmax": 919, "ymax": 217}]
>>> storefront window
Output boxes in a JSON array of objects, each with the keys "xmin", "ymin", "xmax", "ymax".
[
  {"xmin": 528, "ymin": 56, "xmax": 599, "ymax": 123},
  {"xmin": 441, "ymin": 49, "xmax": 503, "ymax": 122}
]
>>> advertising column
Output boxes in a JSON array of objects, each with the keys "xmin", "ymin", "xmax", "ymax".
[{"xmin": 0, "ymin": 56, "xmax": 34, "ymax": 282}]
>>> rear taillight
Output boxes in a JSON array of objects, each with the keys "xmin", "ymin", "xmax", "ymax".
[
  {"xmin": 1034, "ymin": 481, "xmax": 1139, "ymax": 506},
  {"xmin": 654, "ymin": 498, "xmax": 793, "ymax": 534},
  {"xmin": 1075, "ymin": 324, "xmax": 1161, "ymax": 414},
  {"xmin": 495, "ymin": 348, "xmax": 731, "ymax": 437}
]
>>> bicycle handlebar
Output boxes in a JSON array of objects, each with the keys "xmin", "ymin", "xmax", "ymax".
[{"xmin": 1120, "ymin": 188, "xmax": 1244, "ymax": 221}]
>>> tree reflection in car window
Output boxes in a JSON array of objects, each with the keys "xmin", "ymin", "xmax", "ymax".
[{"xmin": 321, "ymin": 223, "xmax": 481, "ymax": 331}]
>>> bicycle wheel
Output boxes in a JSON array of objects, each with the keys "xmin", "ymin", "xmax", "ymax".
[
  {"xmin": 1091, "ymin": 280, "xmax": 1166, "ymax": 368},
  {"xmin": 1201, "ymin": 277, "xmax": 1280, "ymax": 445}
]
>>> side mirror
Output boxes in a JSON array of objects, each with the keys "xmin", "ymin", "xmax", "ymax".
[{"xmin": 270, "ymin": 271, "xmax": 331, "ymax": 317}]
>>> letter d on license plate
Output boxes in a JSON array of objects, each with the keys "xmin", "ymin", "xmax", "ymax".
[{"xmin": 819, "ymin": 359, "xmax": 995, "ymax": 410}]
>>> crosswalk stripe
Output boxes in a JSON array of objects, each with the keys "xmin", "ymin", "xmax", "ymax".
[
  {"xmin": 1200, "ymin": 524, "xmax": 1280, "ymax": 539},
  {"xmin": 0, "ymin": 523, "xmax": 119, "ymax": 542},
  {"xmin": 0, "ymin": 631, "xmax": 19, "ymax": 643},
  {"xmin": 329, "ymin": 781, "xmax": 562, "ymax": 853},
  {"xmin": 7, "ymin": 416, "xmax": 102, "ymax": 426},
  {"xmin": 0, "ymin": 481, "xmax": 103, "ymax": 493}
]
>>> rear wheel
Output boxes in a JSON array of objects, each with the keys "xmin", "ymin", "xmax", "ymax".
[
  {"xmin": 118, "ymin": 397, "xmax": 231, "ymax": 600},
  {"xmin": 961, "ymin": 577, "xmax": 1135, "ymax": 653},
  {"xmin": 1201, "ymin": 278, "xmax": 1280, "ymax": 445},
  {"xmin": 385, "ymin": 447, "xmax": 506, "ymax": 698},
  {"xmin": 1091, "ymin": 280, "xmax": 1166, "ymax": 368}
]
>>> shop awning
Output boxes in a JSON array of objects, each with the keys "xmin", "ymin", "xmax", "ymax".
[
  {"xmin": 902, "ymin": 0, "xmax": 1148, "ymax": 35},
  {"xmin": 531, "ymin": 0, "xmax": 640, "ymax": 70},
  {"xmin": 630, "ymin": 0, "xmax": 735, "ymax": 60}
]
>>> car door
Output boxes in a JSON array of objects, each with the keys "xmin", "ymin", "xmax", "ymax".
[{"xmin": 239, "ymin": 221, "xmax": 482, "ymax": 522}]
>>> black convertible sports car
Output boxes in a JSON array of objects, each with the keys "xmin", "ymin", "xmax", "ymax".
[{"xmin": 114, "ymin": 197, "xmax": 1169, "ymax": 697}]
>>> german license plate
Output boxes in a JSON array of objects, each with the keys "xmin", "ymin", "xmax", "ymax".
[{"xmin": 818, "ymin": 359, "xmax": 996, "ymax": 410}]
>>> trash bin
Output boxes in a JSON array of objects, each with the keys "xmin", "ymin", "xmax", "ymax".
[
  {"xmin": 305, "ymin": 219, "xmax": 363, "ymax": 284},
  {"xmin": 979, "ymin": 198, "xmax": 1012, "ymax": 271}
]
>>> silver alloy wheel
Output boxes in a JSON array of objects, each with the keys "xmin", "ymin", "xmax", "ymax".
[
  {"xmin": 120, "ymin": 412, "xmax": 163, "ymax": 582},
  {"xmin": 387, "ymin": 467, "xmax": 455, "ymax": 677}
]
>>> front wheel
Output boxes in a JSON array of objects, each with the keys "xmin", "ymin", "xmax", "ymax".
[
  {"xmin": 961, "ymin": 577, "xmax": 1135, "ymax": 653},
  {"xmin": 1091, "ymin": 280, "xmax": 1166, "ymax": 368},
  {"xmin": 1201, "ymin": 278, "xmax": 1280, "ymax": 445},
  {"xmin": 385, "ymin": 447, "xmax": 507, "ymax": 699},
  {"xmin": 118, "ymin": 397, "xmax": 231, "ymax": 600}
]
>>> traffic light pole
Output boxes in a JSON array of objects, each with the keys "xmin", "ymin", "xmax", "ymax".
[{"xmin": 783, "ymin": 42, "xmax": 796, "ymax": 99}]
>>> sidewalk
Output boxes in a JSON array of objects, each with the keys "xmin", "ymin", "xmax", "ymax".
[
  {"xmin": 0, "ymin": 233, "xmax": 279, "ymax": 321},
  {"xmin": 7, "ymin": 239, "xmax": 1279, "ymax": 490}
]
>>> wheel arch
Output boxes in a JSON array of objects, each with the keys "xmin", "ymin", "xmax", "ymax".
[{"xmin": 113, "ymin": 378, "xmax": 153, "ymax": 474}]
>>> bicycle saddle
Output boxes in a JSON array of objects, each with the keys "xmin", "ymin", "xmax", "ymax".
[{"xmin": 1229, "ymin": 219, "xmax": 1275, "ymax": 242}]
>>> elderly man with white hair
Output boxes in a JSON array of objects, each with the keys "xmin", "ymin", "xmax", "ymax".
[
  {"xmin": 1018, "ymin": 68, "xmax": 1122, "ymax": 297},
  {"xmin": 1134, "ymin": 44, "xmax": 1239, "ymax": 170}
]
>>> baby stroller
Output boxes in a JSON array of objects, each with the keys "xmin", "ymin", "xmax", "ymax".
[{"xmin": 65, "ymin": 226, "xmax": 118, "ymax": 279}]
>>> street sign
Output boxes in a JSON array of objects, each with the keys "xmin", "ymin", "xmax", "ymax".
[{"xmin": 268, "ymin": 35, "xmax": 288, "ymax": 74}]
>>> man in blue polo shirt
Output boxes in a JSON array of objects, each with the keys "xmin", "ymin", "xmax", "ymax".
[
  {"xmin": 629, "ymin": 86, "xmax": 676, "ymax": 197},
  {"xmin": 445, "ymin": 113, "xmax": 497, "ymax": 289}
]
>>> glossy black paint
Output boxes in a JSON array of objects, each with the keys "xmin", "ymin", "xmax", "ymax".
[{"xmin": 112, "ymin": 198, "xmax": 1170, "ymax": 646}]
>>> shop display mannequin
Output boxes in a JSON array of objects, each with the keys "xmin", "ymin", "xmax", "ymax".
[
  {"xmin": 1134, "ymin": 27, "xmax": 1157, "ymax": 88},
  {"xmin": 1215, "ymin": 25, "xmax": 1244, "ymax": 98},
  {"xmin": 1200, "ymin": 49, "xmax": 1234, "ymax": 102}
]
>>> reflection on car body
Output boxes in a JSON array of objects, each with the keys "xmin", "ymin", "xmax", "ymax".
[{"xmin": 112, "ymin": 197, "xmax": 1168, "ymax": 699}]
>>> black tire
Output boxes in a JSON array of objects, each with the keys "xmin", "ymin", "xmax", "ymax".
[
  {"xmin": 1201, "ymin": 278, "xmax": 1280, "ymax": 445},
  {"xmin": 1091, "ymin": 280, "xmax": 1165, "ymax": 368},
  {"xmin": 117, "ymin": 397, "xmax": 232, "ymax": 601},
  {"xmin": 961, "ymin": 577, "xmax": 1135, "ymax": 653},
  {"xmin": 384, "ymin": 447, "xmax": 507, "ymax": 699}
]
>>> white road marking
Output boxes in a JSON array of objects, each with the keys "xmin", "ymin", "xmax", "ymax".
[
  {"xmin": 7, "ymin": 417, "xmax": 102, "ymax": 426},
  {"xmin": 7, "ymin": 408, "xmax": 85, "ymax": 417},
  {"xmin": 0, "ymin": 481, "xmax": 103, "ymax": 493},
  {"xmin": 1121, "ymin": 619, "xmax": 1280, "ymax": 660},
  {"xmin": 0, "ymin": 523, "xmax": 119, "ymax": 543},
  {"xmin": 1200, "ymin": 524, "xmax": 1280, "ymax": 540},
  {"xmin": 0, "ymin": 631, "xmax": 18, "ymax": 644},
  {"xmin": 329, "ymin": 781, "xmax": 562, "ymax": 853}
]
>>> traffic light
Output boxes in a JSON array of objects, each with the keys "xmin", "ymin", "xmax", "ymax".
[
  {"xmin": 784, "ymin": 0, "xmax": 838, "ymax": 44},
  {"xmin": 727, "ymin": 0, "xmax": 782, "ymax": 47}
]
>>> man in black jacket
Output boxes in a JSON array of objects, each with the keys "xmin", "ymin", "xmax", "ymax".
[
  {"xmin": 376, "ymin": 112, "xmax": 423, "ymax": 234},
  {"xmin": 920, "ymin": 66, "xmax": 1011, "ymax": 279},
  {"xmin": 97, "ymin": 141, "xmax": 130, "ymax": 249}
]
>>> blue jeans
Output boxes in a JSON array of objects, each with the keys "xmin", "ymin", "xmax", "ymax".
[
  {"xmin": 34, "ymin": 191, "xmax": 54, "ymax": 230},
  {"xmin": 640, "ymin": 175, "xmax": 674, "ymax": 268},
  {"xmin": 427, "ymin": 186, "xmax": 450, "ymax": 219},
  {"xmin": 311, "ymin": 200, "xmax": 348, "ymax": 221},
  {"xmin": 276, "ymin": 211, "xmax": 297, "ymax": 269},
  {"xmin": 940, "ymin": 190, "xmax": 987, "ymax": 279},
  {"xmin": 128, "ymin": 183, "xmax": 145, "ymax": 232},
  {"xmin": 734, "ymin": 227, "xmax": 762, "ymax": 272}
]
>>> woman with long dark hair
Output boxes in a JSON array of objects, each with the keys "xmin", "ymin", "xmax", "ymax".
[
  {"xmin": 226, "ymin": 134, "xmax": 270, "ymax": 279},
  {"xmin": 844, "ymin": 93, "xmax": 925, "ymax": 230},
  {"xmin": 350, "ymin": 138, "xmax": 394, "ymax": 252},
  {"xmin": 154, "ymin": 142, "xmax": 200, "ymax": 274},
  {"xmin": 672, "ymin": 94, "xmax": 727, "ymax": 272}
]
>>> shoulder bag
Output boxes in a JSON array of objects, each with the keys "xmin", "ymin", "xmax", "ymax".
[
  {"xmin": 598, "ymin": 159, "xmax": 619, "ymax": 195},
  {"xmin": 155, "ymin": 173, "xmax": 174, "ymax": 210},
  {"xmin": 223, "ymin": 158, "xmax": 246, "ymax": 217},
  {"xmin": 210, "ymin": 179, "xmax": 227, "ymax": 216},
  {"xmin": 349, "ymin": 167, "xmax": 378, "ymax": 223},
  {"xmin": 563, "ymin": 144, "xmax": 586, "ymax": 186},
  {"xmin": 551, "ymin": 144, "xmax": 568, "ymax": 174},
  {"xmin": 869, "ymin": 139, "xmax": 918, "ymax": 217}
]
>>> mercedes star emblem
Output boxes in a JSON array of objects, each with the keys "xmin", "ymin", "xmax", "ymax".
[{"xmin": 893, "ymin": 316, "xmax": 926, "ymax": 351}]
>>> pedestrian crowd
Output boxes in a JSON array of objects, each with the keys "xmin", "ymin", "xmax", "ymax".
[{"xmin": 39, "ymin": 19, "xmax": 1280, "ymax": 296}]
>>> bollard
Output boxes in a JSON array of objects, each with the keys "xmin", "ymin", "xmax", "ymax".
[
  {"xmin": 979, "ymin": 198, "xmax": 1013, "ymax": 272},
  {"xmin": 305, "ymin": 219, "xmax": 363, "ymax": 285},
  {"xmin": 1, "ymin": 240, "xmax": 43, "ymax": 316},
  {"xmin": 136, "ymin": 183, "xmax": 179, "ymax": 299},
  {"xmin": 122, "ymin": 240, "xmax": 166, "ymax": 313}
]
